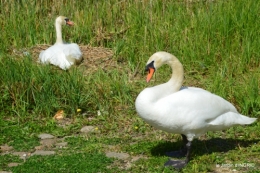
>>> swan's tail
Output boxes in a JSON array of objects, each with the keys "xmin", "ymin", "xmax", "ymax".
[
  {"xmin": 237, "ymin": 114, "xmax": 257, "ymax": 125},
  {"xmin": 209, "ymin": 112, "xmax": 257, "ymax": 128}
]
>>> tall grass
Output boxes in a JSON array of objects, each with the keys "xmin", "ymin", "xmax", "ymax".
[
  {"xmin": 0, "ymin": 0, "xmax": 259, "ymax": 126},
  {"xmin": 0, "ymin": 55, "xmax": 89, "ymax": 117}
]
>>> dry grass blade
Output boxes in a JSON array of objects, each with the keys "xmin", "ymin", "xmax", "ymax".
[{"xmin": 78, "ymin": 44, "xmax": 115, "ymax": 74}]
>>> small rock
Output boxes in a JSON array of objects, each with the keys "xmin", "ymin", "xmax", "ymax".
[
  {"xmin": 0, "ymin": 145, "xmax": 13, "ymax": 152},
  {"xmin": 55, "ymin": 142, "xmax": 68, "ymax": 147},
  {"xmin": 40, "ymin": 138, "xmax": 57, "ymax": 148},
  {"xmin": 8, "ymin": 162, "xmax": 21, "ymax": 167},
  {"xmin": 32, "ymin": 150, "xmax": 55, "ymax": 156},
  {"xmin": 12, "ymin": 152, "xmax": 29, "ymax": 159},
  {"xmin": 80, "ymin": 126, "xmax": 95, "ymax": 133},
  {"xmin": 106, "ymin": 152, "xmax": 130, "ymax": 160},
  {"xmin": 38, "ymin": 133, "xmax": 55, "ymax": 139}
]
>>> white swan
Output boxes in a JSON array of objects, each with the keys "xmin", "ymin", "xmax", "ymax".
[
  {"xmin": 39, "ymin": 16, "xmax": 82, "ymax": 70},
  {"xmin": 135, "ymin": 51, "xmax": 257, "ymax": 169}
]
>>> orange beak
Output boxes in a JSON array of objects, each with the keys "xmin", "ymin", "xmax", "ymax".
[
  {"xmin": 66, "ymin": 20, "xmax": 74, "ymax": 26},
  {"xmin": 146, "ymin": 67, "xmax": 155, "ymax": 83}
]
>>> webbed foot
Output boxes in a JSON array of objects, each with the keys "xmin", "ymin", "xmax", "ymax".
[{"xmin": 164, "ymin": 159, "xmax": 187, "ymax": 169}]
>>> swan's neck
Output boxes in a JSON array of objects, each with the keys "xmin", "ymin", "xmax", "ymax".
[
  {"xmin": 150, "ymin": 59, "xmax": 184, "ymax": 101},
  {"xmin": 55, "ymin": 21, "xmax": 63, "ymax": 44},
  {"xmin": 136, "ymin": 57, "xmax": 184, "ymax": 110},
  {"xmin": 135, "ymin": 57, "xmax": 184, "ymax": 123},
  {"xmin": 166, "ymin": 59, "xmax": 184, "ymax": 93}
]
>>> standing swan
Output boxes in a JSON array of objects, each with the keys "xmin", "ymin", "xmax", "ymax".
[
  {"xmin": 39, "ymin": 16, "xmax": 82, "ymax": 70},
  {"xmin": 135, "ymin": 51, "xmax": 257, "ymax": 169}
]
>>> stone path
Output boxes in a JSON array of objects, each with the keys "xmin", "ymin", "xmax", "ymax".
[{"xmin": 0, "ymin": 126, "xmax": 144, "ymax": 173}]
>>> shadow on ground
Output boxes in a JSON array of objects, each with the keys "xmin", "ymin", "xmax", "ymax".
[{"xmin": 150, "ymin": 137, "xmax": 260, "ymax": 157}]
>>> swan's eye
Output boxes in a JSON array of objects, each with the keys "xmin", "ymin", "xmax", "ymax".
[
  {"xmin": 145, "ymin": 61, "xmax": 155, "ymax": 72},
  {"xmin": 65, "ymin": 18, "xmax": 69, "ymax": 22}
]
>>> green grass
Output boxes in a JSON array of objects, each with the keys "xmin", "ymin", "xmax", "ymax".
[
  {"xmin": 0, "ymin": 0, "xmax": 259, "ymax": 172},
  {"xmin": 10, "ymin": 153, "xmax": 116, "ymax": 173}
]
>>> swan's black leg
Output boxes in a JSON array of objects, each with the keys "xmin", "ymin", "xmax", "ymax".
[
  {"xmin": 184, "ymin": 140, "xmax": 192, "ymax": 164},
  {"xmin": 164, "ymin": 135, "xmax": 192, "ymax": 169},
  {"xmin": 180, "ymin": 134, "xmax": 188, "ymax": 153},
  {"xmin": 165, "ymin": 134, "xmax": 188, "ymax": 157}
]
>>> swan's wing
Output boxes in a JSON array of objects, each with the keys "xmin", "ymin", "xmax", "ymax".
[
  {"xmin": 38, "ymin": 45, "xmax": 71, "ymax": 70},
  {"xmin": 156, "ymin": 88, "xmax": 239, "ymax": 125},
  {"xmin": 39, "ymin": 47, "xmax": 54, "ymax": 64},
  {"xmin": 63, "ymin": 43, "xmax": 83, "ymax": 63}
]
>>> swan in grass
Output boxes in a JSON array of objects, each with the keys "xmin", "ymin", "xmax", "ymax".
[
  {"xmin": 135, "ymin": 51, "xmax": 257, "ymax": 169},
  {"xmin": 39, "ymin": 16, "xmax": 82, "ymax": 70}
]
